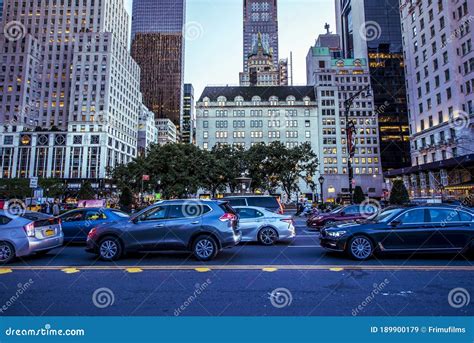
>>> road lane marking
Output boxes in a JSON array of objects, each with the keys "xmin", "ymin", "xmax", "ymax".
[
  {"xmin": 126, "ymin": 268, "xmax": 143, "ymax": 273},
  {"xmin": 61, "ymin": 268, "xmax": 79, "ymax": 274},
  {"xmin": 0, "ymin": 268, "xmax": 12, "ymax": 274},
  {"xmin": 329, "ymin": 268, "xmax": 344, "ymax": 272},
  {"xmin": 6, "ymin": 265, "xmax": 474, "ymax": 272},
  {"xmin": 262, "ymin": 267, "xmax": 278, "ymax": 272},
  {"xmin": 195, "ymin": 268, "xmax": 211, "ymax": 272}
]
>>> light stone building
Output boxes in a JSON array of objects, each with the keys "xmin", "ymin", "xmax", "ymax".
[
  {"xmin": 0, "ymin": 0, "xmax": 142, "ymax": 182},
  {"xmin": 306, "ymin": 46, "xmax": 384, "ymax": 201},
  {"xmin": 385, "ymin": 0, "xmax": 474, "ymax": 200}
]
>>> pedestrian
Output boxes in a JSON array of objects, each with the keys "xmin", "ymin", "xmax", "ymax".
[
  {"xmin": 52, "ymin": 200, "xmax": 60, "ymax": 216},
  {"xmin": 45, "ymin": 201, "xmax": 51, "ymax": 215}
]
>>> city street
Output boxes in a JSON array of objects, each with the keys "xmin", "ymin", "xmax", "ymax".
[{"xmin": 0, "ymin": 214, "xmax": 473, "ymax": 316}]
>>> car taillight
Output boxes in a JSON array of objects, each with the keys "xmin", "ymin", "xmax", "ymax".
[
  {"xmin": 219, "ymin": 213, "xmax": 236, "ymax": 222},
  {"xmin": 23, "ymin": 222, "xmax": 35, "ymax": 237},
  {"xmin": 280, "ymin": 218, "xmax": 293, "ymax": 225},
  {"xmin": 88, "ymin": 228, "xmax": 97, "ymax": 239}
]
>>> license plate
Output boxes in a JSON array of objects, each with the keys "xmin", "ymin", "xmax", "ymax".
[{"xmin": 45, "ymin": 229, "xmax": 55, "ymax": 237}]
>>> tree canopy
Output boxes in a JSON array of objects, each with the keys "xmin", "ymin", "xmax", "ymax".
[{"xmin": 110, "ymin": 143, "xmax": 319, "ymax": 199}]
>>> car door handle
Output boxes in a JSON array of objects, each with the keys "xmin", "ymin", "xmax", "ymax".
[
  {"xmin": 191, "ymin": 221, "xmax": 200, "ymax": 225},
  {"xmin": 154, "ymin": 224, "xmax": 165, "ymax": 228}
]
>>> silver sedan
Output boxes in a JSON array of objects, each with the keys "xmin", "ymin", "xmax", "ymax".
[
  {"xmin": 0, "ymin": 210, "xmax": 63, "ymax": 264},
  {"xmin": 234, "ymin": 206, "xmax": 296, "ymax": 245}
]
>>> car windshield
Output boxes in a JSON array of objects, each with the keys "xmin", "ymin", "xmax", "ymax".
[{"xmin": 369, "ymin": 208, "xmax": 404, "ymax": 222}]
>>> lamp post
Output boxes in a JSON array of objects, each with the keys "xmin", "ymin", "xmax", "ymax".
[
  {"xmin": 343, "ymin": 84, "xmax": 372, "ymax": 204},
  {"xmin": 318, "ymin": 175, "xmax": 325, "ymax": 204}
]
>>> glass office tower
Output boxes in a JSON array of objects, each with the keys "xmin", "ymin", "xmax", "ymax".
[
  {"xmin": 131, "ymin": 0, "xmax": 186, "ymax": 129},
  {"xmin": 336, "ymin": 0, "xmax": 411, "ymax": 171}
]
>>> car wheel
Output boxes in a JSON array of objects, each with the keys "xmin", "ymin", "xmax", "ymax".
[
  {"xmin": 98, "ymin": 237, "xmax": 123, "ymax": 261},
  {"xmin": 258, "ymin": 227, "xmax": 278, "ymax": 245},
  {"xmin": 193, "ymin": 236, "xmax": 218, "ymax": 261},
  {"xmin": 0, "ymin": 242, "xmax": 15, "ymax": 264},
  {"xmin": 347, "ymin": 236, "xmax": 373, "ymax": 261}
]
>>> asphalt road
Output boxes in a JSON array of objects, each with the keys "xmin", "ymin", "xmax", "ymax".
[{"xmin": 0, "ymin": 214, "xmax": 472, "ymax": 316}]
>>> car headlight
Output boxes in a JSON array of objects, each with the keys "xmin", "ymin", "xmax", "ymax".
[{"xmin": 326, "ymin": 230, "xmax": 347, "ymax": 238}]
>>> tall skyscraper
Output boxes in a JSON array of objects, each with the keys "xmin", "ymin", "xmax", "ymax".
[
  {"xmin": 0, "ymin": 0, "xmax": 142, "ymax": 181},
  {"xmin": 335, "ymin": 0, "xmax": 411, "ymax": 172},
  {"xmin": 243, "ymin": 0, "xmax": 279, "ymax": 73},
  {"xmin": 0, "ymin": 0, "xmax": 4, "ymax": 21},
  {"xmin": 131, "ymin": 0, "xmax": 186, "ymax": 130},
  {"xmin": 386, "ymin": 0, "xmax": 473, "ymax": 200}
]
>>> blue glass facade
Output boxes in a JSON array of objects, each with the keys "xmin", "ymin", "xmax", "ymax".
[
  {"xmin": 131, "ymin": 0, "xmax": 186, "ymax": 38},
  {"xmin": 338, "ymin": 0, "xmax": 411, "ymax": 171}
]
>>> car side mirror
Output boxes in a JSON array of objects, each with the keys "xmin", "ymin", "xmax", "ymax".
[
  {"xmin": 390, "ymin": 220, "xmax": 401, "ymax": 227},
  {"xmin": 131, "ymin": 217, "xmax": 140, "ymax": 224},
  {"xmin": 340, "ymin": 212, "xmax": 346, "ymax": 216}
]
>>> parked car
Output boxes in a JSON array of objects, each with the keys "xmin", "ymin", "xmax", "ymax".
[
  {"xmin": 223, "ymin": 196, "xmax": 284, "ymax": 214},
  {"xmin": 60, "ymin": 208, "xmax": 129, "ymax": 242},
  {"xmin": 234, "ymin": 206, "xmax": 295, "ymax": 245},
  {"xmin": 320, "ymin": 205, "xmax": 474, "ymax": 260},
  {"xmin": 307, "ymin": 204, "xmax": 377, "ymax": 230},
  {"xmin": 0, "ymin": 210, "xmax": 63, "ymax": 264},
  {"xmin": 86, "ymin": 200, "xmax": 241, "ymax": 261}
]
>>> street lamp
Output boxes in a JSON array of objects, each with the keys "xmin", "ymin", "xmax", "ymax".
[
  {"xmin": 318, "ymin": 175, "xmax": 325, "ymax": 204},
  {"xmin": 344, "ymin": 84, "xmax": 372, "ymax": 204}
]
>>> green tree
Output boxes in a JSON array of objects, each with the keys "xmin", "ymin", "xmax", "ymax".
[
  {"xmin": 0, "ymin": 179, "xmax": 30, "ymax": 199},
  {"xmin": 353, "ymin": 186, "xmax": 365, "ymax": 204},
  {"xmin": 389, "ymin": 179, "xmax": 410, "ymax": 205},
  {"xmin": 77, "ymin": 181, "xmax": 95, "ymax": 200},
  {"xmin": 270, "ymin": 142, "xmax": 319, "ymax": 200}
]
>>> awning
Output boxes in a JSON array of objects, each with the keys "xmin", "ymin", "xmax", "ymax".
[{"xmin": 384, "ymin": 154, "xmax": 474, "ymax": 177}]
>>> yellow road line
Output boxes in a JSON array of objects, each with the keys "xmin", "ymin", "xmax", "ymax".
[{"xmin": 4, "ymin": 265, "xmax": 474, "ymax": 272}]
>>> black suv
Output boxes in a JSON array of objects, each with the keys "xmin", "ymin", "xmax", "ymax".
[{"xmin": 320, "ymin": 205, "xmax": 474, "ymax": 260}]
